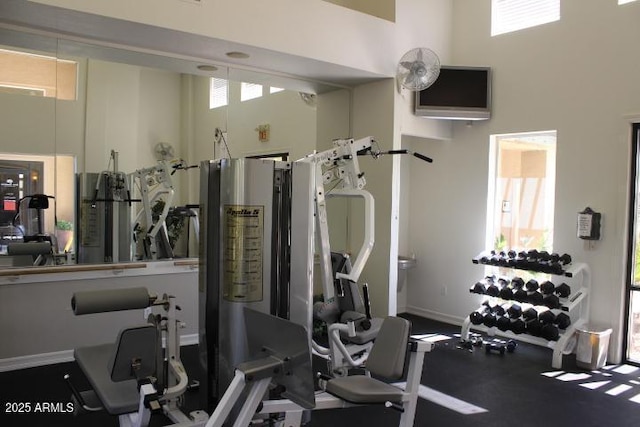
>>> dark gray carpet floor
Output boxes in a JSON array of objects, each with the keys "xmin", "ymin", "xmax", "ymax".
[{"xmin": 1, "ymin": 314, "xmax": 638, "ymax": 427}]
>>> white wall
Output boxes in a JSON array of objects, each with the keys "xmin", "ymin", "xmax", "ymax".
[
  {"xmin": 404, "ymin": 0, "xmax": 640, "ymax": 363},
  {"xmin": 0, "ymin": 265, "xmax": 199, "ymax": 364}
]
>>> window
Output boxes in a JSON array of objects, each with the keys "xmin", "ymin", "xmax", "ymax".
[
  {"xmin": 269, "ymin": 87, "xmax": 284, "ymax": 94},
  {"xmin": 619, "ymin": 0, "xmax": 638, "ymax": 4},
  {"xmin": 487, "ymin": 131, "xmax": 557, "ymax": 252},
  {"xmin": 0, "ymin": 49, "xmax": 78, "ymax": 100},
  {"xmin": 491, "ymin": 0, "xmax": 560, "ymax": 36},
  {"xmin": 241, "ymin": 82, "xmax": 262, "ymax": 101},
  {"xmin": 209, "ymin": 78, "xmax": 228, "ymax": 109},
  {"xmin": 625, "ymin": 123, "xmax": 640, "ymax": 363}
]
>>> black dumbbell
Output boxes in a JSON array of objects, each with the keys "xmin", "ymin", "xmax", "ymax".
[
  {"xmin": 486, "ymin": 283, "xmax": 500, "ymax": 297},
  {"xmin": 470, "ymin": 311, "xmax": 484, "ymax": 325},
  {"xmin": 554, "ymin": 312, "xmax": 571, "ymax": 329},
  {"xmin": 506, "ymin": 340, "xmax": 517, "ymax": 353},
  {"xmin": 514, "ymin": 289, "xmax": 528, "ymax": 303},
  {"xmin": 507, "ymin": 303, "xmax": 522, "ymax": 319},
  {"xmin": 510, "ymin": 319, "xmax": 526, "ymax": 334},
  {"xmin": 523, "ymin": 307, "xmax": 538, "ymax": 321},
  {"xmin": 511, "ymin": 277, "xmax": 525, "ymax": 289},
  {"xmin": 483, "ymin": 313, "xmax": 497, "ymax": 328},
  {"xmin": 515, "ymin": 252, "xmax": 528, "ymax": 269},
  {"xmin": 470, "ymin": 282, "xmax": 486, "ymax": 294},
  {"xmin": 499, "ymin": 287, "xmax": 514, "ymax": 300},
  {"xmin": 543, "ymin": 293, "xmax": 561, "ymax": 309},
  {"xmin": 538, "ymin": 310, "xmax": 556, "ymax": 325},
  {"xmin": 538, "ymin": 251, "xmax": 551, "ymax": 261},
  {"xmin": 528, "ymin": 291, "xmax": 544, "ymax": 306},
  {"xmin": 485, "ymin": 342, "xmax": 506, "ymax": 355},
  {"xmin": 494, "ymin": 305, "xmax": 507, "ymax": 317},
  {"xmin": 526, "ymin": 319, "xmax": 543, "ymax": 336},
  {"xmin": 496, "ymin": 316, "xmax": 510, "ymax": 332},
  {"xmin": 540, "ymin": 281, "xmax": 555, "ymax": 295},
  {"xmin": 559, "ymin": 253, "xmax": 572, "ymax": 265},
  {"xmin": 541, "ymin": 323, "xmax": 560, "ymax": 341},
  {"xmin": 555, "ymin": 283, "xmax": 571, "ymax": 298},
  {"xmin": 525, "ymin": 279, "xmax": 539, "ymax": 292}
]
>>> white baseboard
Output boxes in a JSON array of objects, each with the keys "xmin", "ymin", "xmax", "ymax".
[
  {"xmin": 0, "ymin": 334, "xmax": 200, "ymax": 372},
  {"xmin": 0, "ymin": 350, "xmax": 75, "ymax": 372},
  {"xmin": 405, "ymin": 305, "xmax": 465, "ymax": 327}
]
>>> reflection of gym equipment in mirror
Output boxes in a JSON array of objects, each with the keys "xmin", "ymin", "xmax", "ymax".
[
  {"xmin": 7, "ymin": 194, "xmax": 57, "ymax": 265},
  {"xmin": 0, "ymin": 22, "xmax": 351, "ymax": 269},
  {"xmin": 77, "ymin": 150, "xmax": 199, "ymax": 263}
]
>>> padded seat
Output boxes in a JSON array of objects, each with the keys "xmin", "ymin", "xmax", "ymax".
[
  {"xmin": 74, "ymin": 324, "xmax": 158, "ymax": 415},
  {"xmin": 325, "ymin": 316, "xmax": 411, "ymax": 405},
  {"xmin": 325, "ymin": 375, "xmax": 403, "ymax": 403},
  {"xmin": 74, "ymin": 344, "xmax": 140, "ymax": 415}
]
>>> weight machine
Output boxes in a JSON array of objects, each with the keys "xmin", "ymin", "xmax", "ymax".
[
  {"xmin": 68, "ymin": 136, "xmax": 433, "ymax": 426},
  {"xmin": 199, "ymin": 136, "xmax": 434, "ymax": 425},
  {"xmin": 66, "ymin": 287, "xmax": 209, "ymax": 427}
]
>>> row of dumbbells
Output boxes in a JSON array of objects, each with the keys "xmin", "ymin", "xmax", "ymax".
[
  {"xmin": 475, "ymin": 249, "xmax": 572, "ymax": 275},
  {"xmin": 470, "ymin": 276, "xmax": 571, "ymax": 309},
  {"xmin": 468, "ymin": 301, "xmax": 571, "ymax": 342}
]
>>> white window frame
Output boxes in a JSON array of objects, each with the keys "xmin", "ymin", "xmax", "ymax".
[{"xmin": 491, "ymin": 0, "xmax": 560, "ymax": 37}]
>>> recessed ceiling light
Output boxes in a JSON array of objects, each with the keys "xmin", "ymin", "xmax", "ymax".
[
  {"xmin": 226, "ymin": 51, "xmax": 250, "ymax": 59},
  {"xmin": 197, "ymin": 64, "xmax": 218, "ymax": 72}
]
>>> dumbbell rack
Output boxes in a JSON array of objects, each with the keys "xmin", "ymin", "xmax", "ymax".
[{"xmin": 461, "ymin": 254, "xmax": 591, "ymax": 368}]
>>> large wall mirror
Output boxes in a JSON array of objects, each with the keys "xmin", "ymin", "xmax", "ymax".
[{"xmin": 0, "ymin": 27, "xmax": 351, "ymax": 268}]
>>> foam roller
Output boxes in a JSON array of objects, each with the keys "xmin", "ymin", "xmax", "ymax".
[{"xmin": 72, "ymin": 287, "xmax": 151, "ymax": 315}]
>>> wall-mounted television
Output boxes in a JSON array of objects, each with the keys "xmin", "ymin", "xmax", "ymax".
[{"xmin": 415, "ymin": 66, "xmax": 491, "ymax": 121}]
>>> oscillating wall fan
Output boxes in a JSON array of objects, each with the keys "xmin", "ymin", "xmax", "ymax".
[
  {"xmin": 396, "ymin": 47, "xmax": 441, "ymax": 92},
  {"xmin": 154, "ymin": 142, "xmax": 175, "ymax": 161}
]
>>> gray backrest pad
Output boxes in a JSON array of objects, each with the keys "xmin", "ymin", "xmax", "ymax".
[
  {"xmin": 109, "ymin": 324, "xmax": 158, "ymax": 382},
  {"xmin": 366, "ymin": 316, "xmax": 411, "ymax": 380}
]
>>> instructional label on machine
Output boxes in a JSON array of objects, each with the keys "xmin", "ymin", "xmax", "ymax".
[{"xmin": 223, "ymin": 205, "xmax": 264, "ymax": 302}]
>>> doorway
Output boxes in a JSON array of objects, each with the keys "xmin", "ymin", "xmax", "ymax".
[{"xmin": 625, "ymin": 122, "xmax": 640, "ymax": 363}]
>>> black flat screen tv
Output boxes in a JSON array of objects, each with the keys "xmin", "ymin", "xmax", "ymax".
[{"xmin": 415, "ymin": 66, "xmax": 491, "ymax": 120}]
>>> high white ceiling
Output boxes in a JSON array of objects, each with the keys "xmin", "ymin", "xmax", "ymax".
[{"xmin": 0, "ymin": 0, "xmax": 387, "ymax": 94}]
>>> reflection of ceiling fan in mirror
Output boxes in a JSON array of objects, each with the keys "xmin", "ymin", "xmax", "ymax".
[
  {"xmin": 396, "ymin": 47, "xmax": 441, "ymax": 92},
  {"xmin": 154, "ymin": 142, "xmax": 175, "ymax": 161}
]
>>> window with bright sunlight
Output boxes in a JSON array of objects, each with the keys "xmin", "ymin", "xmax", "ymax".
[
  {"xmin": 209, "ymin": 78, "xmax": 228, "ymax": 109},
  {"xmin": 241, "ymin": 82, "xmax": 263, "ymax": 101},
  {"xmin": 619, "ymin": 0, "xmax": 638, "ymax": 5},
  {"xmin": 0, "ymin": 49, "xmax": 77, "ymax": 100},
  {"xmin": 488, "ymin": 131, "xmax": 557, "ymax": 253},
  {"xmin": 491, "ymin": 0, "xmax": 560, "ymax": 36}
]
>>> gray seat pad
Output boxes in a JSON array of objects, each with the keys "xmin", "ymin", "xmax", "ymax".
[
  {"xmin": 325, "ymin": 375, "xmax": 403, "ymax": 404},
  {"xmin": 74, "ymin": 344, "xmax": 140, "ymax": 415}
]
